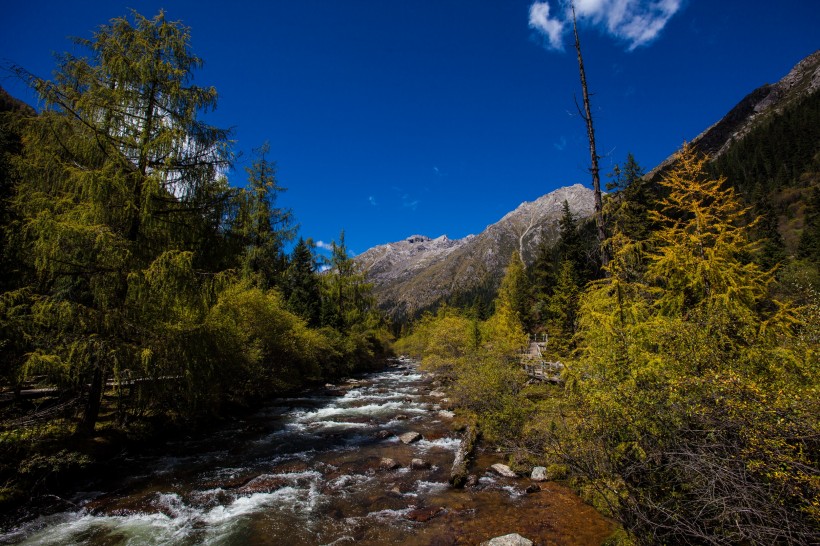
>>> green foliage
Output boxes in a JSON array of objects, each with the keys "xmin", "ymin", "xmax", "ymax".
[
  {"xmin": 605, "ymin": 154, "xmax": 655, "ymax": 243},
  {"xmin": 711, "ymin": 90, "xmax": 820, "ymax": 198},
  {"xmin": 798, "ymin": 185, "xmax": 820, "ymax": 264},
  {"xmin": 205, "ymin": 283, "xmax": 325, "ymax": 398},
  {"xmin": 283, "ymin": 237, "xmax": 322, "ymax": 326},
  {"xmin": 395, "ymin": 306, "xmax": 478, "ymax": 380},
  {"xmin": 320, "ymin": 232, "xmax": 380, "ymax": 332},
  {"xmin": 482, "ymin": 253, "xmax": 529, "ymax": 356},
  {"xmin": 0, "ymin": 11, "xmax": 391, "ymax": 508},
  {"xmin": 234, "ymin": 143, "xmax": 295, "ymax": 288},
  {"xmin": 398, "ymin": 258, "xmax": 531, "ymax": 445},
  {"xmin": 545, "ymin": 144, "xmax": 818, "ymax": 544},
  {"xmin": 544, "ymin": 259, "xmax": 581, "ymax": 351}
]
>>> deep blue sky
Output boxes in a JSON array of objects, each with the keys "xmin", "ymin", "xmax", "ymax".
[{"xmin": 1, "ymin": 1, "xmax": 818, "ymax": 256}]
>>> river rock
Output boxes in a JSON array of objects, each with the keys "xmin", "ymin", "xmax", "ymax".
[
  {"xmin": 379, "ymin": 457, "xmax": 401, "ymax": 470},
  {"xmin": 399, "ymin": 431, "xmax": 422, "ymax": 444},
  {"xmin": 410, "ymin": 458, "xmax": 431, "ymax": 470},
  {"xmin": 429, "ymin": 390, "xmax": 447, "ymax": 398},
  {"xmin": 238, "ymin": 475, "xmax": 288, "ymax": 495},
  {"xmin": 480, "ymin": 533, "xmax": 534, "ymax": 546},
  {"xmin": 375, "ymin": 429, "xmax": 394, "ymax": 440},
  {"xmin": 465, "ymin": 474, "xmax": 480, "ymax": 488},
  {"xmin": 405, "ymin": 506, "xmax": 444, "ymax": 522},
  {"xmin": 525, "ymin": 483, "xmax": 541, "ymax": 494},
  {"xmin": 530, "ymin": 466, "xmax": 547, "ymax": 481},
  {"xmin": 490, "ymin": 464, "xmax": 517, "ymax": 478},
  {"xmin": 395, "ymin": 414, "xmax": 409, "ymax": 420},
  {"xmin": 438, "ymin": 410, "xmax": 455, "ymax": 419}
]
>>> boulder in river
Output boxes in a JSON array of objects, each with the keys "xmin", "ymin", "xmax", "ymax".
[
  {"xmin": 530, "ymin": 466, "xmax": 547, "ymax": 482},
  {"xmin": 490, "ymin": 463, "xmax": 517, "ymax": 478},
  {"xmin": 525, "ymin": 484, "xmax": 541, "ymax": 494},
  {"xmin": 410, "ymin": 458, "xmax": 431, "ymax": 470},
  {"xmin": 480, "ymin": 533, "xmax": 533, "ymax": 546},
  {"xmin": 237, "ymin": 475, "xmax": 288, "ymax": 495},
  {"xmin": 438, "ymin": 410, "xmax": 455, "ymax": 419},
  {"xmin": 399, "ymin": 431, "xmax": 422, "ymax": 444},
  {"xmin": 375, "ymin": 429, "xmax": 394, "ymax": 440},
  {"xmin": 379, "ymin": 457, "xmax": 402, "ymax": 471},
  {"xmin": 405, "ymin": 506, "xmax": 445, "ymax": 522}
]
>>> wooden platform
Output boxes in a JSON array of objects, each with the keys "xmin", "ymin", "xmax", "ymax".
[{"xmin": 520, "ymin": 341, "xmax": 563, "ymax": 383}]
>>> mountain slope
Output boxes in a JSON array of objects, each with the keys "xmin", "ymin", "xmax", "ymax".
[
  {"xmin": 650, "ymin": 50, "xmax": 820, "ymax": 177},
  {"xmin": 357, "ymin": 184, "xmax": 594, "ymax": 322}
]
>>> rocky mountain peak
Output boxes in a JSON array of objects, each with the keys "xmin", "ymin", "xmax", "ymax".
[{"xmin": 356, "ymin": 184, "xmax": 595, "ymax": 322}]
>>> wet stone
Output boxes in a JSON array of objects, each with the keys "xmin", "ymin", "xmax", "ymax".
[
  {"xmin": 379, "ymin": 457, "xmax": 401, "ymax": 471},
  {"xmin": 490, "ymin": 463, "xmax": 517, "ymax": 478},
  {"xmin": 465, "ymin": 474, "xmax": 480, "ymax": 488},
  {"xmin": 525, "ymin": 484, "xmax": 541, "ymax": 494},
  {"xmin": 399, "ymin": 431, "xmax": 423, "ymax": 444},
  {"xmin": 405, "ymin": 506, "xmax": 445, "ymax": 522},
  {"xmin": 530, "ymin": 466, "xmax": 548, "ymax": 482},
  {"xmin": 375, "ymin": 429, "xmax": 394, "ymax": 440},
  {"xmin": 237, "ymin": 475, "xmax": 288, "ymax": 495},
  {"xmin": 410, "ymin": 458, "xmax": 431, "ymax": 470},
  {"xmin": 480, "ymin": 533, "xmax": 534, "ymax": 546}
]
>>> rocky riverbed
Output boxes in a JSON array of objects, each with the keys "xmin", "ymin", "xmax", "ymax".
[{"xmin": 1, "ymin": 358, "xmax": 613, "ymax": 545}]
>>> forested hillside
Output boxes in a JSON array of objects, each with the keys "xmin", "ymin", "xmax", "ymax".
[{"xmin": 0, "ymin": 11, "xmax": 390, "ymax": 510}]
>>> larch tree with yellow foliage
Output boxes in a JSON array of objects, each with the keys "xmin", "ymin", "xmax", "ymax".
[{"xmin": 553, "ymin": 144, "xmax": 818, "ymax": 544}]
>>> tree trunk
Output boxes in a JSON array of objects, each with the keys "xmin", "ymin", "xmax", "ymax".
[
  {"xmin": 571, "ymin": 3, "xmax": 609, "ymax": 268},
  {"xmin": 450, "ymin": 424, "xmax": 478, "ymax": 488},
  {"xmin": 77, "ymin": 367, "xmax": 104, "ymax": 435}
]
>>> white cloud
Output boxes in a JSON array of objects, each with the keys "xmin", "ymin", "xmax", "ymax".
[
  {"xmin": 369, "ymin": 195, "xmax": 378, "ymax": 206},
  {"xmin": 529, "ymin": 2, "xmax": 565, "ymax": 51},
  {"xmin": 315, "ymin": 240, "xmax": 334, "ymax": 251},
  {"xmin": 529, "ymin": 0, "xmax": 682, "ymax": 51}
]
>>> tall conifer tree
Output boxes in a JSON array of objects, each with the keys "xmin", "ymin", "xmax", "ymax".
[{"xmin": 12, "ymin": 11, "xmax": 232, "ymax": 433}]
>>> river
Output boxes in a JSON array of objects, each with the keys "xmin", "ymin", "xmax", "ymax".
[{"xmin": 1, "ymin": 358, "xmax": 613, "ymax": 545}]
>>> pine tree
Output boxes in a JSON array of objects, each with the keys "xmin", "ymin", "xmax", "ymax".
[
  {"xmin": 284, "ymin": 237, "xmax": 321, "ymax": 326},
  {"xmin": 546, "ymin": 259, "xmax": 580, "ymax": 350},
  {"xmin": 482, "ymin": 252, "xmax": 529, "ymax": 357},
  {"xmin": 497, "ymin": 251, "xmax": 532, "ymax": 330},
  {"xmin": 235, "ymin": 142, "xmax": 295, "ymax": 288},
  {"xmin": 320, "ymin": 232, "xmax": 376, "ymax": 332},
  {"xmin": 605, "ymin": 153, "xmax": 654, "ymax": 242},
  {"xmin": 11, "ymin": 10, "xmax": 233, "ymax": 433}
]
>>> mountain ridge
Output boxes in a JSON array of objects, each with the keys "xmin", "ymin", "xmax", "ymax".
[
  {"xmin": 357, "ymin": 184, "xmax": 595, "ymax": 322},
  {"xmin": 649, "ymin": 49, "xmax": 820, "ymax": 177}
]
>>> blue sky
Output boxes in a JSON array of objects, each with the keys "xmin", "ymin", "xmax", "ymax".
[{"xmin": 1, "ymin": 1, "xmax": 818, "ymax": 256}]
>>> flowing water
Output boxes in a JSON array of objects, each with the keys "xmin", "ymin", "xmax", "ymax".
[{"xmin": 2, "ymin": 358, "xmax": 613, "ymax": 545}]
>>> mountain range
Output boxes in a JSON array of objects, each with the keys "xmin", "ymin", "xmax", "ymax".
[
  {"xmin": 358, "ymin": 50, "xmax": 820, "ymax": 323},
  {"xmin": 357, "ymin": 184, "xmax": 594, "ymax": 322}
]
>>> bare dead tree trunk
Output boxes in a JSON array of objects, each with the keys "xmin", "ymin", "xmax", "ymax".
[{"xmin": 571, "ymin": 3, "xmax": 609, "ymax": 268}]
